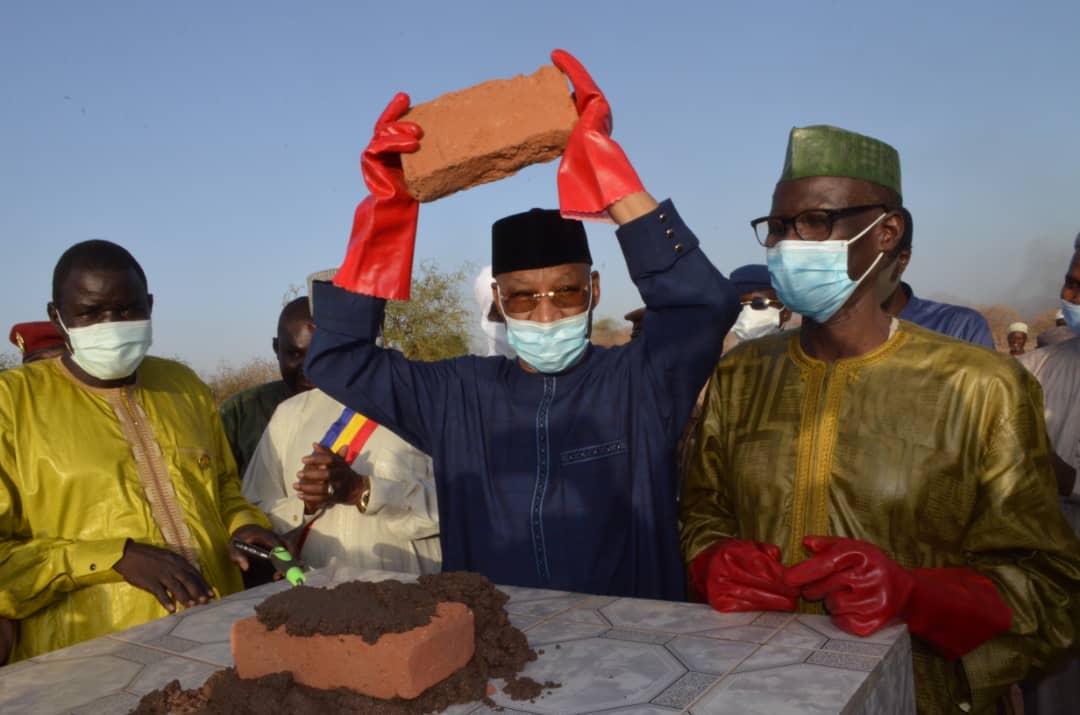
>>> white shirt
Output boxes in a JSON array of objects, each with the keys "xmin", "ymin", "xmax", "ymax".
[
  {"xmin": 1019, "ymin": 337, "xmax": 1080, "ymax": 498},
  {"xmin": 242, "ymin": 388, "xmax": 440, "ymax": 574}
]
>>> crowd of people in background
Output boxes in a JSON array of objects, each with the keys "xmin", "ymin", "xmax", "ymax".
[{"xmin": 3, "ymin": 49, "xmax": 1080, "ymax": 715}]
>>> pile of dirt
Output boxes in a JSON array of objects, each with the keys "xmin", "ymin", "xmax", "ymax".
[{"xmin": 130, "ymin": 572, "xmax": 558, "ymax": 714}]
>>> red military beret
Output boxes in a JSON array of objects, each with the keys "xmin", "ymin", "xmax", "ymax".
[{"xmin": 9, "ymin": 321, "xmax": 64, "ymax": 357}]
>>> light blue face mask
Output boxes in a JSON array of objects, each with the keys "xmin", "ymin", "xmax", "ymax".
[
  {"xmin": 503, "ymin": 290, "xmax": 592, "ymax": 374},
  {"xmin": 1062, "ymin": 298, "xmax": 1080, "ymax": 335},
  {"xmin": 766, "ymin": 211, "xmax": 888, "ymax": 324}
]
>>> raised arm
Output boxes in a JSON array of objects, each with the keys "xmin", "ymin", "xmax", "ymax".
[
  {"xmin": 552, "ymin": 48, "xmax": 737, "ymax": 427},
  {"xmin": 306, "ymin": 93, "xmax": 462, "ymax": 454}
]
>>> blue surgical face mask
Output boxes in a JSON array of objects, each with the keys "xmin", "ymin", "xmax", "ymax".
[
  {"xmin": 1062, "ymin": 298, "xmax": 1080, "ymax": 335},
  {"xmin": 766, "ymin": 211, "xmax": 888, "ymax": 324},
  {"xmin": 502, "ymin": 290, "xmax": 591, "ymax": 374}
]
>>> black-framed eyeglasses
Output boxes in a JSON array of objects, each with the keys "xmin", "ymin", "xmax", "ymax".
[
  {"xmin": 497, "ymin": 284, "xmax": 591, "ymax": 315},
  {"xmin": 740, "ymin": 296, "xmax": 784, "ymax": 311},
  {"xmin": 750, "ymin": 204, "xmax": 890, "ymax": 247}
]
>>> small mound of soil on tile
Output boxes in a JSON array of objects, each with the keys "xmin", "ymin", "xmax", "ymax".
[
  {"xmin": 130, "ymin": 572, "xmax": 558, "ymax": 714},
  {"xmin": 255, "ymin": 578, "xmax": 439, "ymax": 643}
]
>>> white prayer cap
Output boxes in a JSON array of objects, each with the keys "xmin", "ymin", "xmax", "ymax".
[{"xmin": 1008, "ymin": 322, "xmax": 1029, "ymax": 335}]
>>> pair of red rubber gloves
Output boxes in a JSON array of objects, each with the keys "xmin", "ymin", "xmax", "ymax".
[
  {"xmin": 690, "ymin": 536, "xmax": 1012, "ymax": 660},
  {"xmin": 333, "ymin": 49, "xmax": 645, "ymax": 301}
]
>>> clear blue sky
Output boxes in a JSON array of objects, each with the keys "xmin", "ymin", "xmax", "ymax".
[{"xmin": 3, "ymin": 1, "xmax": 1078, "ymax": 372}]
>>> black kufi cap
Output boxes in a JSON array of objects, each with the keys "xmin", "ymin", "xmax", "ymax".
[{"xmin": 491, "ymin": 209, "xmax": 591, "ymax": 276}]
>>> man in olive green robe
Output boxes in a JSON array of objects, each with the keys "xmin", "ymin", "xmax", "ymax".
[{"xmin": 682, "ymin": 126, "xmax": 1080, "ymax": 714}]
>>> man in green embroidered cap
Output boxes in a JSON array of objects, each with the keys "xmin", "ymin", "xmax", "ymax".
[{"xmin": 682, "ymin": 124, "xmax": 1080, "ymax": 713}]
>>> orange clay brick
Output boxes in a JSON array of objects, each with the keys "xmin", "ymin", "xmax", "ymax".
[
  {"xmin": 231, "ymin": 601, "xmax": 475, "ymax": 700},
  {"xmin": 401, "ymin": 65, "xmax": 577, "ymax": 202}
]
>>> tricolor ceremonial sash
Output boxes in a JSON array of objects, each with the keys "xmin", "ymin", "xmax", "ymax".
[
  {"xmin": 293, "ymin": 406, "xmax": 380, "ymax": 556},
  {"xmin": 319, "ymin": 407, "xmax": 379, "ymax": 463}
]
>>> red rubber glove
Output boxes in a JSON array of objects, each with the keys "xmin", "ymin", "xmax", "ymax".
[
  {"xmin": 785, "ymin": 536, "xmax": 1012, "ymax": 660},
  {"xmin": 690, "ymin": 539, "xmax": 800, "ymax": 612},
  {"xmin": 333, "ymin": 92, "xmax": 422, "ymax": 301},
  {"xmin": 550, "ymin": 49, "xmax": 645, "ymax": 222}
]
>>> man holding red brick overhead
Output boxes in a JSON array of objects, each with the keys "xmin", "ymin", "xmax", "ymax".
[
  {"xmin": 305, "ymin": 50, "xmax": 736, "ymax": 599},
  {"xmin": 681, "ymin": 125, "xmax": 1080, "ymax": 713}
]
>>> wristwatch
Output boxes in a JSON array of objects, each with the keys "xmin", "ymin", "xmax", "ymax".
[{"xmin": 356, "ymin": 477, "xmax": 372, "ymax": 514}]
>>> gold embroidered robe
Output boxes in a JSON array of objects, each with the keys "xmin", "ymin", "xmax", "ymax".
[{"xmin": 681, "ymin": 321, "xmax": 1080, "ymax": 714}]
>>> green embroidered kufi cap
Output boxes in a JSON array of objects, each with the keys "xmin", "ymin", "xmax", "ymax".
[{"xmin": 779, "ymin": 125, "xmax": 902, "ymax": 197}]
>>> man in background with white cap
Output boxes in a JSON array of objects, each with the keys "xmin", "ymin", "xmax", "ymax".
[
  {"xmin": 472, "ymin": 265, "xmax": 514, "ymax": 358},
  {"xmin": 1008, "ymin": 322, "xmax": 1029, "ymax": 355}
]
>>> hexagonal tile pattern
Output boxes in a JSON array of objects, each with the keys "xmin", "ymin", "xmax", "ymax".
[
  {"xmin": 491, "ymin": 637, "xmax": 686, "ymax": 714},
  {"xmin": 666, "ymin": 635, "xmax": 757, "ymax": 675},
  {"xmin": 70, "ymin": 691, "xmax": 141, "ymax": 715},
  {"xmin": 767, "ymin": 620, "xmax": 828, "ymax": 650},
  {"xmin": 126, "ymin": 654, "xmax": 220, "ymax": 696},
  {"xmin": 0, "ymin": 656, "xmax": 142, "ymax": 714},
  {"xmin": 692, "ymin": 664, "xmax": 867, "ymax": 715},
  {"xmin": 0, "ymin": 566, "xmax": 914, "ymax": 714},
  {"xmin": 794, "ymin": 614, "xmax": 906, "ymax": 644},
  {"xmin": 695, "ymin": 624, "xmax": 779, "ymax": 644},
  {"xmin": 526, "ymin": 619, "xmax": 610, "ymax": 645},
  {"xmin": 734, "ymin": 645, "xmax": 814, "ymax": 673},
  {"xmin": 603, "ymin": 599, "xmax": 759, "ymax": 634},
  {"xmin": 171, "ymin": 599, "xmax": 259, "ymax": 642},
  {"xmin": 553, "ymin": 607, "xmax": 610, "ymax": 626},
  {"xmin": 506, "ymin": 595, "xmax": 587, "ymax": 618},
  {"xmin": 106, "ymin": 614, "xmax": 179, "ymax": 644},
  {"xmin": 651, "ymin": 671, "xmax": 719, "ymax": 709}
]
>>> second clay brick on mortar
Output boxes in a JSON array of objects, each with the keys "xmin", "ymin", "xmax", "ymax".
[{"xmin": 401, "ymin": 65, "xmax": 578, "ymax": 202}]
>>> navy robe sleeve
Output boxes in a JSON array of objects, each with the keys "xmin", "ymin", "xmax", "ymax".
[
  {"xmin": 304, "ymin": 283, "xmax": 463, "ymax": 455},
  {"xmin": 618, "ymin": 200, "xmax": 739, "ymax": 438},
  {"xmin": 899, "ymin": 288, "xmax": 996, "ymax": 350}
]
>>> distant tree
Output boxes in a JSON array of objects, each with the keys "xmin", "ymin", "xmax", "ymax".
[
  {"xmin": 591, "ymin": 316, "xmax": 631, "ymax": 347},
  {"xmin": 383, "ymin": 261, "xmax": 471, "ymax": 361},
  {"xmin": 202, "ymin": 358, "xmax": 279, "ymax": 406},
  {"xmin": 0, "ymin": 352, "xmax": 20, "ymax": 371},
  {"xmin": 282, "ymin": 283, "xmax": 303, "ymax": 306}
]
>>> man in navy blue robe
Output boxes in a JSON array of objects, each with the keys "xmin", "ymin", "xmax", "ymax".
[
  {"xmin": 880, "ymin": 210, "xmax": 994, "ymax": 347},
  {"xmin": 303, "ymin": 51, "xmax": 736, "ymax": 599}
]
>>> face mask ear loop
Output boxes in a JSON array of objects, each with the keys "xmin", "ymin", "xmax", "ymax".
[
  {"xmin": 847, "ymin": 211, "xmax": 890, "ymax": 286},
  {"xmin": 54, "ymin": 312, "xmax": 74, "ymax": 354}
]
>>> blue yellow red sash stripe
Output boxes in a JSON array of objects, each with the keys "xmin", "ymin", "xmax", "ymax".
[{"xmin": 319, "ymin": 407, "xmax": 379, "ymax": 463}]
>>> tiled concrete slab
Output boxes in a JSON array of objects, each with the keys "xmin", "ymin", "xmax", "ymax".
[{"xmin": 0, "ymin": 567, "xmax": 914, "ymax": 714}]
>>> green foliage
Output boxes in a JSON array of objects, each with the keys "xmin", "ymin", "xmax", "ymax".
[{"xmin": 383, "ymin": 260, "xmax": 471, "ymax": 361}]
